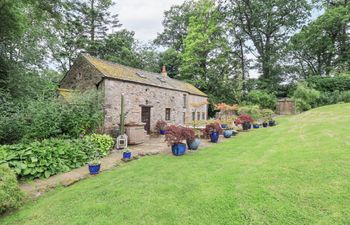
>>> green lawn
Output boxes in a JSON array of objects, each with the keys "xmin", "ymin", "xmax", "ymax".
[{"xmin": 2, "ymin": 104, "xmax": 350, "ymax": 224}]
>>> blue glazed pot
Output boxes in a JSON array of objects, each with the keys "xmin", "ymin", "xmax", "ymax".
[
  {"xmin": 171, "ymin": 143, "xmax": 187, "ymax": 156},
  {"xmin": 159, "ymin": 129, "xmax": 166, "ymax": 135},
  {"xmin": 221, "ymin": 124, "xmax": 228, "ymax": 129},
  {"xmin": 269, "ymin": 120, "xmax": 276, "ymax": 126},
  {"xmin": 253, "ymin": 124, "xmax": 260, "ymax": 129},
  {"xmin": 263, "ymin": 122, "xmax": 268, "ymax": 128},
  {"xmin": 223, "ymin": 130, "xmax": 233, "ymax": 138},
  {"xmin": 188, "ymin": 138, "xmax": 200, "ymax": 150},
  {"xmin": 123, "ymin": 151, "xmax": 132, "ymax": 159},
  {"xmin": 210, "ymin": 131, "xmax": 219, "ymax": 143},
  {"xmin": 88, "ymin": 164, "xmax": 101, "ymax": 175}
]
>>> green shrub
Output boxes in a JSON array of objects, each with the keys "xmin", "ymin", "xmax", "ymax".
[
  {"xmin": 317, "ymin": 90, "xmax": 350, "ymax": 106},
  {"xmin": 0, "ymin": 137, "xmax": 99, "ymax": 179},
  {"xmin": 22, "ymin": 98, "xmax": 64, "ymax": 141},
  {"xmin": 247, "ymin": 90, "xmax": 277, "ymax": 110},
  {"xmin": 0, "ymin": 90, "xmax": 103, "ymax": 145},
  {"xmin": 0, "ymin": 114, "xmax": 24, "ymax": 145},
  {"xmin": 307, "ymin": 73, "xmax": 350, "ymax": 92},
  {"xmin": 59, "ymin": 91, "xmax": 103, "ymax": 138},
  {"xmin": 0, "ymin": 96, "xmax": 25, "ymax": 144},
  {"xmin": 84, "ymin": 134, "xmax": 115, "ymax": 156},
  {"xmin": 292, "ymin": 83, "xmax": 320, "ymax": 112},
  {"xmin": 261, "ymin": 109, "xmax": 274, "ymax": 121},
  {"xmin": 238, "ymin": 105, "xmax": 262, "ymax": 120},
  {"xmin": 0, "ymin": 164, "xmax": 24, "ymax": 214}
]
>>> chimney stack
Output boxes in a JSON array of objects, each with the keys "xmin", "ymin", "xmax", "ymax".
[{"xmin": 161, "ymin": 65, "xmax": 167, "ymax": 77}]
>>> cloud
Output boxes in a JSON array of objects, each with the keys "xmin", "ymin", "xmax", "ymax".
[{"xmin": 112, "ymin": 0, "xmax": 185, "ymax": 42}]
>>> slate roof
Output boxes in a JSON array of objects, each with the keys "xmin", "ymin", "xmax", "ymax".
[{"xmin": 83, "ymin": 54, "xmax": 207, "ymax": 97}]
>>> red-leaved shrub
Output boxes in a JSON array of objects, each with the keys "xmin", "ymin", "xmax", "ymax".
[
  {"xmin": 234, "ymin": 114, "xmax": 254, "ymax": 125},
  {"xmin": 182, "ymin": 127, "xmax": 196, "ymax": 143},
  {"xmin": 155, "ymin": 120, "xmax": 167, "ymax": 132},
  {"xmin": 165, "ymin": 125, "xmax": 185, "ymax": 146},
  {"xmin": 203, "ymin": 122, "xmax": 223, "ymax": 137}
]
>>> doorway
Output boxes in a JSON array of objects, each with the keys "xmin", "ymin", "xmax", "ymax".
[{"xmin": 141, "ymin": 106, "xmax": 151, "ymax": 134}]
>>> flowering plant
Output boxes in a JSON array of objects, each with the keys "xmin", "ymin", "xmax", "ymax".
[{"xmin": 203, "ymin": 122, "xmax": 223, "ymax": 137}]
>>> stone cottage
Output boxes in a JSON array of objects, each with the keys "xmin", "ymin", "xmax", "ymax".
[{"xmin": 59, "ymin": 54, "xmax": 208, "ymax": 135}]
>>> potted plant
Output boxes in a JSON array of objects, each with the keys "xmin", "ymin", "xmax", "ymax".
[
  {"xmin": 155, "ymin": 120, "xmax": 168, "ymax": 135},
  {"xmin": 262, "ymin": 121, "xmax": 268, "ymax": 128},
  {"xmin": 183, "ymin": 127, "xmax": 200, "ymax": 150},
  {"xmin": 203, "ymin": 122, "xmax": 223, "ymax": 143},
  {"xmin": 269, "ymin": 120, "xmax": 276, "ymax": 126},
  {"xmin": 262, "ymin": 109, "xmax": 274, "ymax": 127},
  {"xmin": 88, "ymin": 156, "xmax": 101, "ymax": 175},
  {"xmin": 165, "ymin": 125, "xmax": 187, "ymax": 156},
  {"xmin": 235, "ymin": 114, "xmax": 254, "ymax": 131},
  {"xmin": 215, "ymin": 103, "xmax": 239, "ymax": 128},
  {"xmin": 253, "ymin": 122, "xmax": 260, "ymax": 129},
  {"xmin": 122, "ymin": 149, "xmax": 132, "ymax": 160}
]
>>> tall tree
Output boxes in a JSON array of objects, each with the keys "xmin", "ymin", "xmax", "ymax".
[
  {"xmin": 0, "ymin": 0, "xmax": 62, "ymax": 98},
  {"xmin": 47, "ymin": 0, "xmax": 122, "ymax": 72},
  {"xmin": 288, "ymin": 4, "xmax": 350, "ymax": 77},
  {"xmin": 95, "ymin": 29, "xmax": 140, "ymax": 68},
  {"xmin": 78, "ymin": 0, "xmax": 121, "ymax": 55},
  {"xmin": 226, "ymin": 0, "xmax": 311, "ymax": 90},
  {"xmin": 158, "ymin": 48, "xmax": 182, "ymax": 79},
  {"xmin": 181, "ymin": 0, "xmax": 240, "ymax": 104},
  {"xmin": 155, "ymin": 1, "xmax": 195, "ymax": 52}
]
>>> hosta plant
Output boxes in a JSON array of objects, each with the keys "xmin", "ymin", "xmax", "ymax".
[{"xmin": 84, "ymin": 134, "xmax": 114, "ymax": 156}]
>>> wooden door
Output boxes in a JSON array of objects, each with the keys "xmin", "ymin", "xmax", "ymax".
[{"xmin": 141, "ymin": 107, "xmax": 151, "ymax": 134}]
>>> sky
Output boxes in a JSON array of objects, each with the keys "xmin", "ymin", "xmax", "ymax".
[{"xmin": 113, "ymin": 0, "xmax": 185, "ymax": 42}]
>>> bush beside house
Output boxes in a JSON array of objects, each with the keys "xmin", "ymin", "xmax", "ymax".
[
  {"xmin": 0, "ymin": 164, "xmax": 24, "ymax": 214},
  {"xmin": 0, "ymin": 90, "xmax": 103, "ymax": 145}
]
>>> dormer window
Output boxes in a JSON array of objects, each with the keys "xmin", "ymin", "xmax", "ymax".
[{"xmin": 136, "ymin": 71, "xmax": 146, "ymax": 78}]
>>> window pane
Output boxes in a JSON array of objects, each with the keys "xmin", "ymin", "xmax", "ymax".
[
  {"xmin": 183, "ymin": 94, "xmax": 187, "ymax": 108},
  {"xmin": 197, "ymin": 112, "xmax": 200, "ymax": 120},
  {"xmin": 165, "ymin": 108, "xmax": 171, "ymax": 121},
  {"xmin": 192, "ymin": 112, "xmax": 195, "ymax": 121},
  {"xmin": 202, "ymin": 112, "xmax": 205, "ymax": 120}
]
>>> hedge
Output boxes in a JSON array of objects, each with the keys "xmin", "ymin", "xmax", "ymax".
[{"xmin": 307, "ymin": 73, "xmax": 350, "ymax": 92}]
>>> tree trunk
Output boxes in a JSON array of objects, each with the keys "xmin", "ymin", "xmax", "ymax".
[{"xmin": 90, "ymin": 0, "xmax": 95, "ymax": 42}]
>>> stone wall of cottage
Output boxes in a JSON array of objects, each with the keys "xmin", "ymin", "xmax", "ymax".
[
  {"xmin": 103, "ymin": 79, "xmax": 208, "ymax": 134},
  {"xmin": 60, "ymin": 56, "xmax": 103, "ymax": 91}
]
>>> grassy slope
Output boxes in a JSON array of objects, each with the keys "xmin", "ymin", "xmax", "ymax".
[{"xmin": 2, "ymin": 104, "xmax": 350, "ymax": 225}]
